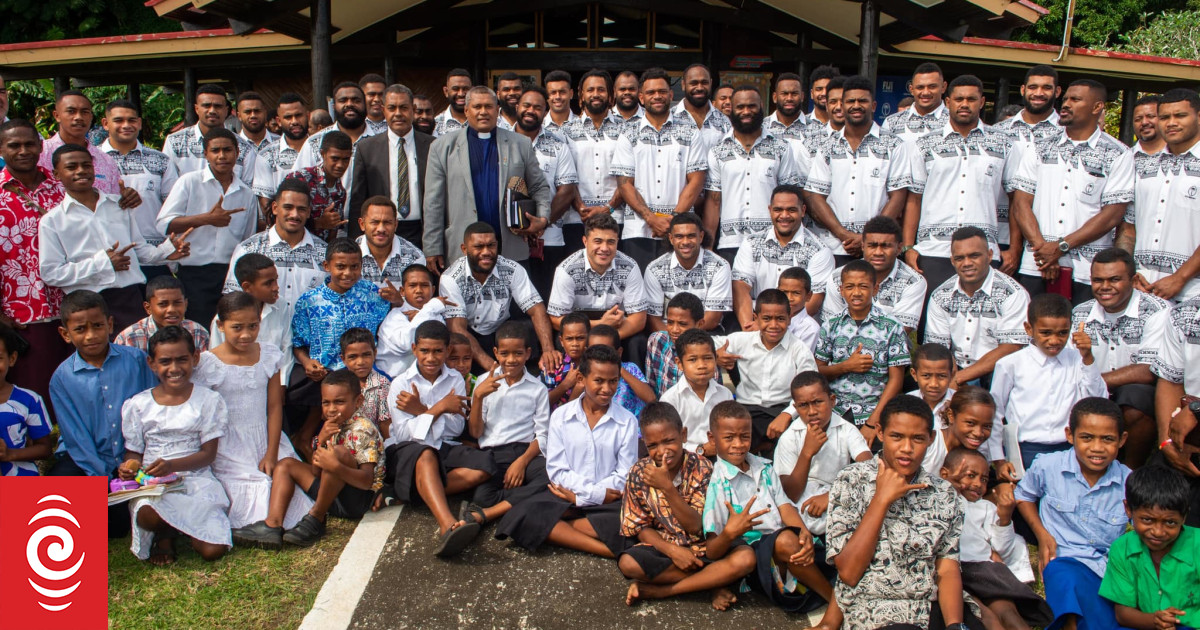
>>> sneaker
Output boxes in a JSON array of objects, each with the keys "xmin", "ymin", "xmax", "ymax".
[
  {"xmin": 282, "ymin": 514, "xmax": 326, "ymax": 547},
  {"xmin": 232, "ymin": 520, "xmax": 283, "ymax": 550}
]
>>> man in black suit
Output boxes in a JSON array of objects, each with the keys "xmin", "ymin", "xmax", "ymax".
[{"xmin": 348, "ymin": 84, "xmax": 432, "ymax": 243}]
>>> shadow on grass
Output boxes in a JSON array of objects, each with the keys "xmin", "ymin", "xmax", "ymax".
[{"xmin": 108, "ymin": 517, "xmax": 357, "ymax": 629}]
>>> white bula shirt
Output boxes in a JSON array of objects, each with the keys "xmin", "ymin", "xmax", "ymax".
[
  {"xmin": 881, "ymin": 102, "xmax": 950, "ymax": 146},
  {"xmin": 252, "ymin": 136, "xmax": 303, "ymax": 198},
  {"xmin": 546, "ymin": 250, "xmax": 648, "ymax": 317},
  {"xmin": 439, "ymin": 254, "xmax": 542, "ymax": 336},
  {"xmin": 221, "ymin": 227, "xmax": 327, "ymax": 315},
  {"xmin": 1151, "ymin": 296, "xmax": 1200, "ymax": 397},
  {"xmin": 804, "ymin": 123, "xmax": 912, "ymax": 255},
  {"xmin": 705, "ymin": 130, "xmax": 802, "ymax": 250},
  {"xmin": 385, "ymin": 363, "xmax": 466, "ymax": 449},
  {"xmin": 529, "ymin": 129, "xmax": 580, "ymax": 247},
  {"xmin": 925, "ymin": 268, "xmax": 1031, "ymax": 369},
  {"xmin": 909, "ymin": 121, "xmax": 1018, "ymax": 259},
  {"xmin": 659, "ymin": 378, "xmax": 734, "ymax": 452},
  {"xmin": 561, "ymin": 114, "xmax": 627, "ymax": 224},
  {"xmin": 732, "ymin": 226, "xmax": 836, "ymax": 297},
  {"xmin": 386, "ymin": 127, "xmax": 423, "ymax": 221},
  {"xmin": 433, "ymin": 109, "xmax": 467, "ymax": 138},
  {"xmin": 1011, "ymin": 126, "xmax": 1134, "ymax": 283},
  {"xmin": 824, "ymin": 259, "xmax": 927, "ymax": 330},
  {"xmin": 990, "ymin": 343, "xmax": 1107, "ymax": 447},
  {"xmin": 161, "ymin": 124, "xmax": 259, "ymax": 191},
  {"xmin": 1128, "ymin": 143, "xmax": 1200, "ymax": 300},
  {"xmin": 1072, "ymin": 291, "xmax": 1170, "ymax": 375},
  {"xmin": 156, "ymin": 167, "xmax": 257, "ymax": 266},
  {"xmin": 545, "ymin": 397, "xmax": 639, "ymax": 507},
  {"xmin": 102, "ymin": 139, "xmax": 179, "ymax": 245},
  {"xmin": 643, "ymin": 249, "xmax": 733, "ymax": 317},
  {"xmin": 39, "ymin": 192, "xmax": 176, "ymax": 293},
  {"xmin": 476, "ymin": 368, "xmax": 551, "ymax": 449},
  {"xmin": 671, "ymin": 100, "xmax": 731, "ymax": 159},
  {"xmin": 764, "ymin": 110, "xmax": 815, "ymax": 185},
  {"xmin": 711, "ymin": 330, "xmax": 818, "ymax": 407},
  {"xmin": 773, "ymin": 413, "xmax": 870, "ymax": 535},
  {"xmin": 356, "ymin": 234, "xmax": 425, "ymax": 289},
  {"xmin": 610, "ymin": 115, "xmax": 707, "ymax": 240}
]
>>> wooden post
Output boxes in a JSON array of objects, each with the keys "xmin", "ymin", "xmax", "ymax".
[
  {"xmin": 798, "ymin": 32, "xmax": 811, "ymax": 94},
  {"xmin": 1120, "ymin": 88, "xmax": 1137, "ymax": 146},
  {"xmin": 311, "ymin": 0, "xmax": 333, "ymax": 112},
  {"xmin": 183, "ymin": 67, "xmax": 198, "ymax": 125},
  {"xmin": 126, "ymin": 83, "xmax": 142, "ymax": 111},
  {"xmin": 859, "ymin": 0, "xmax": 880, "ymax": 86},
  {"xmin": 384, "ymin": 55, "xmax": 397, "ymax": 86},
  {"xmin": 53, "ymin": 77, "xmax": 70, "ymax": 97},
  {"xmin": 995, "ymin": 76, "xmax": 1010, "ymax": 122}
]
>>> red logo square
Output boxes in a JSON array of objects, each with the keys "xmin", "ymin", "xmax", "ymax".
[{"xmin": 0, "ymin": 476, "xmax": 108, "ymax": 629}]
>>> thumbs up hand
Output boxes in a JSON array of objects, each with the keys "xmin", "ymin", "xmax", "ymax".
[
  {"xmin": 843, "ymin": 343, "xmax": 874, "ymax": 374},
  {"xmin": 117, "ymin": 179, "xmax": 143, "ymax": 210},
  {"xmin": 1072, "ymin": 321, "xmax": 1094, "ymax": 365}
]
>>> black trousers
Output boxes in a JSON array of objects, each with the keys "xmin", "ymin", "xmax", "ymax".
[
  {"xmin": 100, "ymin": 284, "xmax": 146, "ymax": 336},
  {"xmin": 176, "ymin": 263, "xmax": 229, "ymax": 329},
  {"xmin": 1017, "ymin": 273, "xmax": 1093, "ymax": 306},
  {"xmin": 396, "ymin": 219, "xmax": 423, "ymax": 247},
  {"xmin": 618, "ymin": 237, "xmax": 669, "ymax": 271}
]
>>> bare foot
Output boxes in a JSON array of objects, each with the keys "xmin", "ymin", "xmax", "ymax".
[
  {"xmin": 626, "ymin": 582, "xmax": 641, "ymax": 606},
  {"xmin": 149, "ymin": 536, "xmax": 176, "ymax": 567},
  {"xmin": 711, "ymin": 587, "xmax": 738, "ymax": 611}
]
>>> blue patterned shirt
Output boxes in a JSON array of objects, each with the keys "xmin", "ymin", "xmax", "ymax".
[
  {"xmin": 616, "ymin": 361, "xmax": 649, "ymax": 418},
  {"xmin": 1, "ymin": 385, "xmax": 51, "ymax": 476},
  {"xmin": 292, "ymin": 279, "xmax": 392, "ymax": 369},
  {"xmin": 815, "ymin": 305, "xmax": 911, "ymax": 424}
]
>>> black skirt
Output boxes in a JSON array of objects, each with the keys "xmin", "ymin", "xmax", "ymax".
[
  {"xmin": 383, "ymin": 441, "xmax": 497, "ymax": 504},
  {"xmin": 494, "ymin": 494, "xmax": 630, "ymax": 556},
  {"xmin": 620, "ymin": 543, "xmax": 719, "ymax": 580},
  {"xmin": 961, "ymin": 561, "xmax": 1054, "ymax": 627},
  {"xmin": 473, "ymin": 442, "xmax": 550, "ymax": 508}
]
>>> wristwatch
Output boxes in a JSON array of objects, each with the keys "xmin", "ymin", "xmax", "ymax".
[{"xmin": 1058, "ymin": 239, "xmax": 1072, "ymax": 254}]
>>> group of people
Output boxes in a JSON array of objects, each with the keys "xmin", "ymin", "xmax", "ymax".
[{"xmin": 0, "ymin": 58, "xmax": 1199, "ymax": 630}]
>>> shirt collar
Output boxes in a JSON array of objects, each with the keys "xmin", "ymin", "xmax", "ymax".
[
  {"xmin": 752, "ymin": 329, "xmax": 793, "ymax": 352},
  {"xmin": 387, "ymin": 127, "xmax": 414, "ymax": 144},
  {"xmin": 62, "ymin": 190, "xmax": 119, "ymax": 212},
  {"xmin": 562, "ymin": 396, "xmax": 622, "ymax": 429},
  {"xmin": 70, "ymin": 344, "xmax": 119, "ymax": 373},
  {"xmin": 0, "ymin": 165, "xmax": 57, "ymax": 193},
  {"xmin": 941, "ymin": 119, "xmax": 983, "ymax": 138},
  {"xmin": 712, "ymin": 453, "xmax": 768, "ymax": 483},
  {"xmin": 269, "ymin": 224, "xmax": 314, "ymax": 250},
  {"xmin": 954, "ymin": 267, "xmax": 996, "ymax": 297},
  {"xmin": 673, "ymin": 100, "xmax": 719, "ymax": 124},
  {"xmin": 838, "ymin": 122, "xmax": 882, "ymax": 141},
  {"xmin": 914, "ymin": 102, "xmax": 948, "ymax": 120},
  {"xmin": 201, "ymin": 165, "xmax": 247, "ymax": 193},
  {"xmin": 584, "ymin": 253, "xmax": 613, "ymax": 276},
  {"xmin": 611, "ymin": 104, "xmax": 645, "ymax": 121},
  {"xmin": 1087, "ymin": 290, "xmax": 1145, "ymax": 323},
  {"xmin": 1063, "ymin": 448, "xmax": 1126, "ymax": 488},
  {"xmin": 100, "ymin": 139, "xmax": 143, "ymax": 154},
  {"xmin": 767, "ymin": 110, "xmax": 809, "ymax": 127},
  {"xmin": 1059, "ymin": 125, "xmax": 1104, "ymax": 148},
  {"xmin": 1017, "ymin": 108, "xmax": 1060, "ymax": 127},
  {"xmin": 402, "ymin": 361, "xmax": 454, "ymax": 387}
]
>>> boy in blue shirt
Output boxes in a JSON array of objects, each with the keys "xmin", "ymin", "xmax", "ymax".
[
  {"xmin": 1015, "ymin": 397, "xmax": 1132, "ymax": 630},
  {"xmin": 1099, "ymin": 464, "xmax": 1200, "ymax": 630},
  {"xmin": 49, "ymin": 290, "xmax": 156, "ymax": 537}
]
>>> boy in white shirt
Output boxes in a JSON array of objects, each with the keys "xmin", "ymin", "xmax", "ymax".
[
  {"xmin": 715, "ymin": 289, "xmax": 818, "ymax": 453},
  {"xmin": 659, "ymin": 328, "xmax": 733, "ymax": 456},
  {"xmin": 908, "ymin": 342, "xmax": 956, "ymax": 418},
  {"xmin": 774, "ymin": 371, "xmax": 872, "ymax": 538},
  {"xmin": 990, "ymin": 293, "xmax": 1107, "ymax": 468},
  {"xmin": 778, "ymin": 267, "xmax": 819, "ymax": 351},
  {"xmin": 376, "ymin": 320, "xmax": 494, "ymax": 558},
  {"xmin": 375, "ymin": 264, "xmax": 451, "ymax": 377},
  {"xmin": 495, "ymin": 344, "xmax": 639, "ymax": 558}
]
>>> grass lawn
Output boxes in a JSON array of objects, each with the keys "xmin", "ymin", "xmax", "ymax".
[{"xmin": 107, "ymin": 517, "xmax": 356, "ymax": 629}]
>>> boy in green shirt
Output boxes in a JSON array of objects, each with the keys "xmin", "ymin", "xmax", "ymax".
[{"xmin": 1099, "ymin": 464, "xmax": 1200, "ymax": 630}]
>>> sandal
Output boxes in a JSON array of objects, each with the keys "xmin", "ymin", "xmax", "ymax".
[
  {"xmin": 149, "ymin": 532, "xmax": 177, "ymax": 566},
  {"xmin": 458, "ymin": 501, "xmax": 487, "ymax": 526},
  {"xmin": 433, "ymin": 521, "xmax": 480, "ymax": 558}
]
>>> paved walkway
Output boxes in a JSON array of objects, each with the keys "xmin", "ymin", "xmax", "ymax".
[{"xmin": 342, "ymin": 504, "xmax": 826, "ymax": 629}]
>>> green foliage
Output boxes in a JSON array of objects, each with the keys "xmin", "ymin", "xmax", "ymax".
[
  {"xmin": 6, "ymin": 80, "xmax": 184, "ymax": 148},
  {"xmin": 0, "ymin": 0, "xmax": 177, "ymax": 44},
  {"xmin": 1113, "ymin": 9, "xmax": 1200, "ymax": 59},
  {"xmin": 1015, "ymin": 0, "xmax": 1192, "ymax": 47}
]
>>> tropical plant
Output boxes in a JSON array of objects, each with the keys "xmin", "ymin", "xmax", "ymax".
[{"xmin": 6, "ymin": 79, "xmax": 184, "ymax": 148}]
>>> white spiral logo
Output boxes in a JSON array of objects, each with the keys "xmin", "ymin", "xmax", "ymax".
[{"xmin": 25, "ymin": 494, "xmax": 85, "ymax": 612}]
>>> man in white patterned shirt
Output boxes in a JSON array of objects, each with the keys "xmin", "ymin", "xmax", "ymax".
[
  {"xmin": 764, "ymin": 72, "xmax": 815, "ymax": 186},
  {"xmin": 644, "ymin": 213, "xmax": 731, "ymax": 331},
  {"xmin": 732, "ymin": 184, "xmax": 835, "ymax": 328},
  {"xmin": 611, "ymin": 67, "xmax": 707, "ymax": 269},
  {"xmin": 359, "ymin": 73, "xmax": 389, "ymax": 138},
  {"xmin": 824, "ymin": 216, "xmax": 926, "ymax": 332},
  {"xmin": 563, "ymin": 70, "xmax": 625, "ymax": 252},
  {"xmin": 293, "ymin": 82, "xmax": 370, "ymax": 196},
  {"xmin": 162, "ymin": 84, "xmax": 259, "ymax": 190},
  {"xmin": 235, "ymin": 91, "xmax": 278, "ymax": 152},
  {"xmin": 703, "ymin": 86, "xmax": 802, "ymax": 263},
  {"xmin": 671, "ymin": 64, "xmax": 731, "ymax": 161},
  {"xmin": 610, "ymin": 71, "xmax": 644, "ymax": 123},
  {"xmin": 253, "ymin": 93, "xmax": 308, "ymax": 204},
  {"xmin": 1010, "ymin": 79, "xmax": 1134, "ymax": 305},
  {"xmin": 881, "ymin": 62, "xmax": 949, "ymax": 147},
  {"xmin": 804, "ymin": 75, "xmax": 910, "ymax": 265},
  {"xmin": 433, "ymin": 69, "xmax": 472, "ymax": 138},
  {"xmin": 1131, "ymin": 95, "xmax": 1166, "ymax": 157},
  {"xmin": 547, "ymin": 213, "xmax": 648, "ymax": 343},
  {"xmin": 904, "ymin": 75, "xmax": 1019, "ymax": 296},
  {"xmin": 807, "ymin": 65, "xmax": 841, "ymax": 128},
  {"xmin": 543, "ymin": 70, "xmax": 580, "ymax": 136},
  {"xmin": 1118, "ymin": 89, "xmax": 1200, "ymax": 302},
  {"xmin": 355, "ymin": 196, "xmax": 424, "ymax": 292},
  {"xmin": 494, "ymin": 72, "xmax": 523, "ymax": 132}
]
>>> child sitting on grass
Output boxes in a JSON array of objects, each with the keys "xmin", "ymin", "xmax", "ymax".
[
  {"xmin": 447, "ymin": 332, "xmax": 475, "ymax": 396},
  {"xmin": 1099, "ymin": 464, "xmax": 1200, "ymax": 630},
  {"xmin": 588, "ymin": 324, "xmax": 655, "ymax": 417},
  {"xmin": 0, "ymin": 324, "xmax": 53, "ymax": 476},
  {"xmin": 119, "ymin": 326, "xmax": 231, "ymax": 565},
  {"xmin": 621, "ymin": 403, "xmax": 756, "ymax": 610},
  {"xmin": 234, "ymin": 369, "xmax": 385, "ymax": 549}
]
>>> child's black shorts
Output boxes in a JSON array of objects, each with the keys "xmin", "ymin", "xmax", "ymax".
[{"xmin": 304, "ymin": 476, "xmax": 374, "ymax": 520}]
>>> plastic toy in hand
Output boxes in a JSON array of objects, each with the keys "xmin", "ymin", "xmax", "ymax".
[
  {"xmin": 110, "ymin": 479, "xmax": 140, "ymax": 492},
  {"xmin": 134, "ymin": 470, "xmax": 180, "ymax": 486}
]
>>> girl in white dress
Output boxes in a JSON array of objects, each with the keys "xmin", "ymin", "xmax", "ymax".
[
  {"xmin": 120, "ymin": 326, "xmax": 232, "ymax": 565},
  {"xmin": 195, "ymin": 292, "xmax": 313, "ymax": 529}
]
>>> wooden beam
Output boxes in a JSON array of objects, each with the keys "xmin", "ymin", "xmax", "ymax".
[
  {"xmin": 310, "ymin": 0, "xmax": 332, "ymax": 110},
  {"xmin": 184, "ymin": 67, "xmax": 198, "ymax": 125},
  {"xmin": 874, "ymin": 0, "xmax": 970, "ymax": 45},
  {"xmin": 706, "ymin": 0, "xmax": 854, "ymax": 50}
]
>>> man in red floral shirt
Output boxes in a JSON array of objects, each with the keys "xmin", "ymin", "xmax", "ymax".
[
  {"xmin": 0, "ymin": 119, "xmax": 70, "ymax": 399},
  {"xmin": 285, "ymin": 130, "xmax": 352, "ymax": 242}
]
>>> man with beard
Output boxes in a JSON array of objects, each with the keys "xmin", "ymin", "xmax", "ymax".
[
  {"xmin": 563, "ymin": 69, "xmax": 626, "ymax": 252},
  {"xmin": 1131, "ymin": 95, "xmax": 1165, "ymax": 156},
  {"xmin": 812, "ymin": 75, "xmax": 847, "ymax": 154},
  {"xmin": 672, "ymin": 64, "xmax": 730, "ymax": 159},
  {"xmin": 101, "ymin": 99, "xmax": 179, "ymax": 279},
  {"xmin": 253, "ymin": 92, "xmax": 309, "ymax": 208},
  {"xmin": 512, "ymin": 86, "xmax": 579, "ymax": 296},
  {"xmin": 423, "ymin": 87, "xmax": 550, "ymax": 272},
  {"xmin": 804, "ymin": 76, "xmax": 910, "ymax": 265},
  {"xmin": 412, "ymin": 94, "xmax": 437, "ymax": 135},
  {"xmin": 882, "ymin": 63, "xmax": 949, "ymax": 146},
  {"xmin": 38, "ymin": 91, "xmax": 129, "ymax": 197},
  {"xmin": 543, "ymin": 70, "xmax": 579, "ymax": 136},
  {"xmin": 703, "ymin": 86, "xmax": 802, "ymax": 265},
  {"xmin": 0, "ymin": 119, "xmax": 71, "ymax": 400},
  {"xmin": 433, "ymin": 68, "xmax": 472, "ymax": 137},
  {"xmin": 359, "ymin": 73, "xmax": 388, "ymax": 137},
  {"xmin": 235, "ymin": 91, "xmax": 277, "ymax": 152},
  {"xmin": 294, "ymin": 82, "xmax": 369, "ymax": 193},
  {"xmin": 765, "ymin": 72, "xmax": 814, "ymax": 185},
  {"xmin": 713, "ymin": 84, "xmax": 734, "ymax": 117},
  {"xmin": 732, "ymin": 185, "xmax": 834, "ymax": 327},
  {"xmin": 904, "ymin": 75, "xmax": 1018, "ymax": 296},
  {"xmin": 995, "ymin": 65, "xmax": 1063, "ymax": 256},
  {"xmin": 439, "ymin": 221, "xmax": 560, "ymax": 373},
  {"xmin": 807, "ymin": 65, "xmax": 840, "ymax": 127},
  {"xmin": 1010, "ymin": 79, "xmax": 1133, "ymax": 305},
  {"xmin": 1120, "ymin": 89, "xmax": 1200, "ymax": 302},
  {"xmin": 495, "ymin": 71, "xmax": 524, "ymax": 132},
  {"xmin": 162, "ymin": 84, "xmax": 259, "ymax": 190},
  {"xmin": 349, "ymin": 84, "xmax": 433, "ymax": 243},
  {"xmin": 612, "ymin": 67, "xmax": 707, "ymax": 269},
  {"xmin": 611, "ymin": 70, "xmax": 644, "ymax": 122}
]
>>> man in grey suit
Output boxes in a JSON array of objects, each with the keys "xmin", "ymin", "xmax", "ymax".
[
  {"xmin": 423, "ymin": 86, "xmax": 551, "ymax": 274},
  {"xmin": 349, "ymin": 84, "xmax": 433, "ymax": 243}
]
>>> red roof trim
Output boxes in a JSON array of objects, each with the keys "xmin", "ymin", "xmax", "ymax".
[
  {"xmin": 916, "ymin": 35, "xmax": 1200, "ymax": 68},
  {"xmin": 1016, "ymin": 0, "xmax": 1050, "ymax": 16},
  {"xmin": 0, "ymin": 28, "xmax": 279, "ymax": 52}
]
